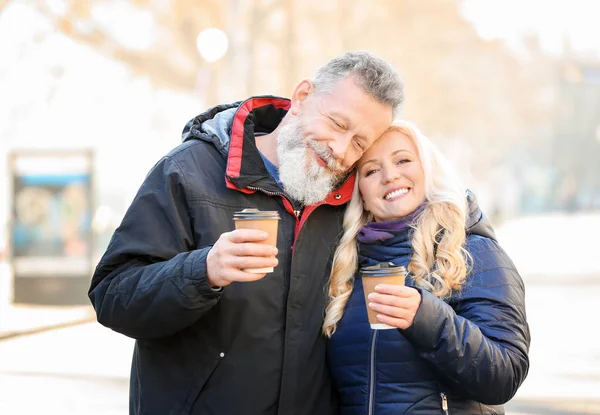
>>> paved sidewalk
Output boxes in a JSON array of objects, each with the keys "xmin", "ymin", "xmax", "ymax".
[
  {"xmin": 0, "ymin": 303, "xmax": 96, "ymax": 340},
  {"xmin": 507, "ymin": 397, "xmax": 600, "ymax": 415},
  {"xmin": 0, "ymin": 261, "xmax": 97, "ymax": 340}
]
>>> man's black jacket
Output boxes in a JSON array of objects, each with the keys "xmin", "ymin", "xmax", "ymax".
[{"xmin": 89, "ymin": 97, "xmax": 350, "ymax": 414}]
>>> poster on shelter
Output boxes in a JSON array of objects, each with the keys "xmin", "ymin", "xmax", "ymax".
[{"xmin": 10, "ymin": 152, "xmax": 93, "ymax": 278}]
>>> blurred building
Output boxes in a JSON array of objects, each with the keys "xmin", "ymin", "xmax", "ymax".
[{"xmin": 552, "ymin": 53, "xmax": 600, "ymax": 211}]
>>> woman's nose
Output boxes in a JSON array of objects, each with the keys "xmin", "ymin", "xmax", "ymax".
[{"xmin": 381, "ymin": 167, "xmax": 400, "ymax": 184}]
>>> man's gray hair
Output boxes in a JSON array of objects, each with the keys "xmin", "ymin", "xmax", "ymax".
[{"xmin": 312, "ymin": 50, "xmax": 404, "ymax": 117}]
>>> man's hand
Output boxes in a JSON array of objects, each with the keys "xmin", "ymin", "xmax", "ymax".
[
  {"xmin": 206, "ymin": 229, "xmax": 279, "ymax": 288},
  {"xmin": 367, "ymin": 285, "xmax": 422, "ymax": 330}
]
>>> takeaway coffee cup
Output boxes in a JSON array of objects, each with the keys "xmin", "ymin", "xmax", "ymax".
[
  {"xmin": 233, "ymin": 208, "xmax": 280, "ymax": 273},
  {"xmin": 360, "ymin": 262, "xmax": 407, "ymax": 329}
]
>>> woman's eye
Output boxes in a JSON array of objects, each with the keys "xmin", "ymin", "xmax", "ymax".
[
  {"xmin": 396, "ymin": 159, "xmax": 410, "ymax": 164},
  {"xmin": 364, "ymin": 169, "xmax": 377, "ymax": 177}
]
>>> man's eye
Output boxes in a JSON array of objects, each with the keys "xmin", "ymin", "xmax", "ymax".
[
  {"xmin": 354, "ymin": 139, "xmax": 364, "ymax": 150},
  {"xmin": 331, "ymin": 118, "xmax": 345, "ymax": 129}
]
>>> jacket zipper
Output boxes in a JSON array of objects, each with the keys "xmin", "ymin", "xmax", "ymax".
[
  {"xmin": 246, "ymin": 185, "xmax": 301, "ymax": 218},
  {"xmin": 246, "ymin": 185, "xmax": 284, "ymax": 197},
  {"xmin": 368, "ymin": 331, "xmax": 378, "ymax": 415},
  {"xmin": 440, "ymin": 392, "xmax": 449, "ymax": 415}
]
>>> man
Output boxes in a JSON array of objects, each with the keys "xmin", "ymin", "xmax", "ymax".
[{"xmin": 89, "ymin": 51, "xmax": 403, "ymax": 415}]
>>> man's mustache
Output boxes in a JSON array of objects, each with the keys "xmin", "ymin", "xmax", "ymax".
[{"xmin": 307, "ymin": 140, "xmax": 346, "ymax": 173}]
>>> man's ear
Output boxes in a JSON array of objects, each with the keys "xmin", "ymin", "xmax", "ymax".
[{"xmin": 289, "ymin": 79, "xmax": 314, "ymax": 115}]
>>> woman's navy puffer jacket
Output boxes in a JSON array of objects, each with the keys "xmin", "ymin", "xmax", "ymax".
[{"xmin": 327, "ymin": 203, "xmax": 530, "ymax": 415}]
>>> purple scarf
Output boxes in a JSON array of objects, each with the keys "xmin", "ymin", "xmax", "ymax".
[{"xmin": 357, "ymin": 203, "xmax": 427, "ymax": 244}]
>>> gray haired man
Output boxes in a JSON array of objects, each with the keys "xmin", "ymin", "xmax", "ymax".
[{"xmin": 90, "ymin": 51, "xmax": 403, "ymax": 415}]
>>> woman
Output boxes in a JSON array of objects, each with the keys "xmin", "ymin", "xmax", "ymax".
[{"xmin": 325, "ymin": 121, "xmax": 530, "ymax": 415}]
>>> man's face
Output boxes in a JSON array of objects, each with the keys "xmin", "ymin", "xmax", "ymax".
[
  {"xmin": 277, "ymin": 76, "xmax": 393, "ymax": 205},
  {"xmin": 277, "ymin": 117, "xmax": 347, "ymax": 205}
]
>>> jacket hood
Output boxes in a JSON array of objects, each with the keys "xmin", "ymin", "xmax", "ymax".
[
  {"xmin": 466, "ymin": 190, "xmax": 496, "ymax": 241},
  {"xmin": 180, "ymin": 97, "xmax": 291, "ymax": 190},
  {"xmin": 181, "ymin": 101, "xmax": 242, "ymax": 157}
]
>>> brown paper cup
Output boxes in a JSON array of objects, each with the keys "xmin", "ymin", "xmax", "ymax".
[
  {"xmin": 233, "ymin": 209, "xmax": 280, "ymax": 273},
  {"xmin": 361, "ymin": 263, "xmax": 407, "ymax": 329}
]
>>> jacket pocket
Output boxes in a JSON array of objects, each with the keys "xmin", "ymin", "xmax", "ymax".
[{"xmin": 173, "ymin": 347, "xmax": 225, "ymax": 415}]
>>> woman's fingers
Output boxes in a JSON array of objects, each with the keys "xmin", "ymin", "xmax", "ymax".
[
  {"xmin": 374, "ymin": 313, "xmax": 412, "ymax": 330},
  {"xmin": 367, "ymin": 286, "xmax": 422, "ymax": 329}
]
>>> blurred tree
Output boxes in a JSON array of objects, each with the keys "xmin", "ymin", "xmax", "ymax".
[{"xmin": 34, "ymin": 0, "xmax": 224, "ymax": 91}]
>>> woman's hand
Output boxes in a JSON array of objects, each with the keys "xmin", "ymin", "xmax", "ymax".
[{"xmin": 367, "ymin": 285, "xmax": 422, "ymax": 329}]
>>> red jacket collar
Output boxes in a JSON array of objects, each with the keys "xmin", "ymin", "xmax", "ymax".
[{"xmin": 225, "ymin": 97, "xmax": 291, "ymax": 181}]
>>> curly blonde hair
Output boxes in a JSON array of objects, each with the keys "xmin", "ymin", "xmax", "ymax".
[{"xmin": 323, "ymin": 121, "xmax": 470, "ymax": 337}]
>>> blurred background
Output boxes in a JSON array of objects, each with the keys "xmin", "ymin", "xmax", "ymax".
[{"xmin": 0, "ymin": 0, "xmax": 598, "ymax": 414}]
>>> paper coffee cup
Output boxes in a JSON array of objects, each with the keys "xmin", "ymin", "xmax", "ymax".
[
  {"xmin": 233, "ymin": 208, "xmax": 280, "ymax": 273},
  {"xmin": 361, "ymin": 262, "xmax": 407, "ymax": 329}
]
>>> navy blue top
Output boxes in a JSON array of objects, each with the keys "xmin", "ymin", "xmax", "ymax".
[
  {"xmin": 259, "ymin": 150, "xmax": 283, "ymax": 189},
  {"xmin": 256, "ymin": 132, "xmax": 302, "ymax": 208}
]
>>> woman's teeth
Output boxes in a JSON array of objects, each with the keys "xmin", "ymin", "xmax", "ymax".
[{"xmin": 385, "ymin": 188, "xmax": 408, "ymax": 200}]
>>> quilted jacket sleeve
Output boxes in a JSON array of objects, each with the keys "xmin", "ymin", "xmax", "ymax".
[
  {"xmin": 88, "ymin": 156, "xmax": 222, "ymax": 340},
  {"xmin": 401, "ymin": 235, "xmax": 530, "ymax": 405}
]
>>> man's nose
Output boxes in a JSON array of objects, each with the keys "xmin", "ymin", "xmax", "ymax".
[{"xmin": 327, "ymin": 133, "xmax": 354, "ymax": 163}]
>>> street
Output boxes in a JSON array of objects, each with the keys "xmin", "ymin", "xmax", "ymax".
[
  {"xmin": 0, "ymin": 321, "xmax": 133, "ymax": 414},
  {"xmin": 503, "ymin": 282, "xmax": 600, "ymax": 415},
  {"xmin": 1, "ymin": 282, "xmax": 599, "ymax": 414}
]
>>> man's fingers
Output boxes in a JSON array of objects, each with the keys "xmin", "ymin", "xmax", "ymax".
[
  {"xmin": 228, "ymin": 255, "xmax": 279, "ymax": 271},
  {"xmin": 227, "ymin": 229, "xmax": 270, "ymax": 243},
  {"xmin": 208, "ymin": 230, "xmax": 279, "ymax": 287},
  {"xmin": 225, "ymin": 268, "xmax": 269, "ymax": 283},
  {"xmin": 229, "ymin": 242, "xmax": 278, "ymax": 258}
]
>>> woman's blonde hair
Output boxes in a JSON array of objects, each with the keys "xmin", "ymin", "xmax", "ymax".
[{"xmin": 323, "ymin": 120, "xmax": 470, "ymax": 337}]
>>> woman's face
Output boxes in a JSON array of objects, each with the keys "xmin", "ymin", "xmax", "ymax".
[{"xmin": 358, "ymin": 129, "xmax": 426, "ymax": 222}]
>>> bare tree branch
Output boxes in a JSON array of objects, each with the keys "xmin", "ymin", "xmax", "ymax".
[{"xmin": 33, "ymin": 0, "xmax": 223, "ymax": 91}]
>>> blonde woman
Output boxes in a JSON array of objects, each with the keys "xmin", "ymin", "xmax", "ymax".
[{"xmin": 324, "ymin": 121, "xmax": 530, "ymax": 415}]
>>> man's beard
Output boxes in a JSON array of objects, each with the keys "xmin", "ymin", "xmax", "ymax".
[{"xmin": 276, "ymin": 119, "xmax": 347, "ymax": 206}]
